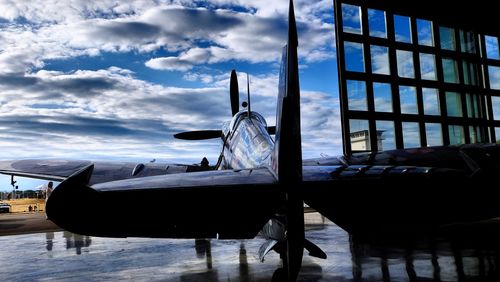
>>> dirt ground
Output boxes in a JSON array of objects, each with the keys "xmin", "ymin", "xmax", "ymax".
[{"xmin": 2, "ymin": 198, "xmax": 46, "ymax": 213}]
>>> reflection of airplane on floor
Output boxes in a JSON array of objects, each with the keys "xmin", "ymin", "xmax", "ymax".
[{"xmin": 1, "ymin": 0, "xmax": 500, "ymax": 281}]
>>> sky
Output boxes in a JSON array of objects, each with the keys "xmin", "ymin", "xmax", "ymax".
[{"xmin": 0, "ymin": 0, "xmax": 342, "ymax": 190}]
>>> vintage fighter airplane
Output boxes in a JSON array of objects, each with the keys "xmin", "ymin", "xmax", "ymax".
[{"xmin": 2, "ymin": 0, "xmax": 500, "ymax": 281}]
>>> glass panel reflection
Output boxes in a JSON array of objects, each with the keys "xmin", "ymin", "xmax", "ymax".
[
  {"xmin": 449, "ymin": 125, "xmax": 465, "ymax": 145},
  {"xmin": 396, "ymin": 50, "xmax": 415, "ymax": 78},
  {"xmin": 344, "ymin": 41, "xmax": 365, "ymax": 72},
  {"xmin": 442, "ymin": 58, "xmax": 459, "ymax": 83},
  {"xmin": 466, "ymin": 93, "xmax": 481, "ymax": 118},
  {"xmin": 488, "ymin": 65, "xmax": 500, "ymax": 90},
  {"xmin": 459, "ymin": 30, "xmax": 476, "ymax": 53},
  {"xmin": 419, "ymin": 53, "xmax": 436, "ymax": 80},
  {"xmin": 446, "ymin": 92, "xmax": 462, "ymax": 117},
  {"xmin": 394, "ymin": 15, "xmax": 412, "ymax": 43},
  {"xmin": 425, "ymin": 123, "xmax": 443, "ymax": 146},
  {"xmin": 402, "ymin": 122, "xmax": 421, "ymax": 148},
  {"xmin": 350, "ymin": 119, "xmax": 371, "ymax": 151},
  {"xmin": 495, "ymin": 127, "xmax": 500, "ymax": 143},
  {"xmin": 422, "ymin": 88, "xmax": 440, "ymax": 116},
  {"xmin": 462, "ymin": 61, "xmax": 478, "ymax": 86},
  {"xmin": 417, "ymin": 19, "xmax": 433, "ymax": 46},
  {"xmin": 376, "ymin": 120, "xmax": 395, "ymax": 151},
  {"xmin": 439, "ymin": 26, "xmax": 456, "ymax": 51},
  {"xmin": 399, "ymin": 86, "xmax": 418, "ymax": 114},
  {"xmin": 491, "ymin": 96, "xmax": 500, "ymax": 120},
  {"xmin": 371, "ymin": 45, "xmax": 390, "ymax": 75},
  {"xmin": 373, "ymin": 82, "xmax": 392, "ymax": 112},
  {"xmin": 347, "ymin": 80, "xmax": 367, "ymax": 111},
  {"xmin": 469, "ymin": 126, "xmax": 482, "ymax": 143},
  {"xmin": 342, "ymin": 4, "xmax": 362, "ymax": 34},
  {"xmin": 485, "ymin": 35, "xmax": 499, "ymax": 60},
  {"xmin": 368, "ymin": 9, "xmax": 386, "ymax": 38}
]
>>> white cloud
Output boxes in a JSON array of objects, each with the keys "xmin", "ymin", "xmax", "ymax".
[
  {"xmin": 0, "ymin": 65, "xmax": 341, "ymax": 160},
  {"xmin": 145, "ymin": 57, "xmax": 194, "ymax": 71},
  {"xmin": 0, "ymin": 0, "xmax": 342, "ymax": 161},
  {"xmin": 0, "ymin": 1, "xmax": 334, "ymax": 74}
]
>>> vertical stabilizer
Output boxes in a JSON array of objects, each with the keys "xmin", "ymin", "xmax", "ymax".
[
  {"xmin": 271, "ymin": 0, "xmax": 302, "ymax": 181},
  {"xmin": 271, "ymin": 0, "xmax": 304, "ymax": 280}
]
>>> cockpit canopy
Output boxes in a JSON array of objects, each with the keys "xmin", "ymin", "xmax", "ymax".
[{"xmin": 222, "ymin": 111, "xmax": 268, "ymax": 137}]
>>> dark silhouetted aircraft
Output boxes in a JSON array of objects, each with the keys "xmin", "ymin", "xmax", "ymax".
[{"xmin": 2, "ymin": 1, "xmax": 500, "ymax": 281}]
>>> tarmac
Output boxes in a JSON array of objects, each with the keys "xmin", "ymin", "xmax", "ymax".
[
  {"xmin": 1, "ymin": 212, "xmax": 499, "ymax": 281},
  {"xmin": 0, "ymin": 212, "xmax": 61, "ymax": 236}
]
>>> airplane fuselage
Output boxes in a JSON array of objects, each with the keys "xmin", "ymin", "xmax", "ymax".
[{"xmin": 220, "ymin": 111, "xmax": 274, "ymax": 170}]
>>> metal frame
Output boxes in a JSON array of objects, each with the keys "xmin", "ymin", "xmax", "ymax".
[{"xmin": 334, "ymin": 0, "xmax": 499, "ymax": 155}]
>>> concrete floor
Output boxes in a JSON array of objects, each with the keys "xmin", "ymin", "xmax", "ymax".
[{"xmin": 0, "ymin": 213, "xmax": 498, "ymax": 281}]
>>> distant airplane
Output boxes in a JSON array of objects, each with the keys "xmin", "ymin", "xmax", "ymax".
[{"xmin": 2, "ymin": 0, "xmax": 500, "ymax": 281}]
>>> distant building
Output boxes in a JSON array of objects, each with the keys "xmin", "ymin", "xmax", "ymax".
[{"xmin": 350, "ymin": 130, "xmax": 384, "ymax": 151}]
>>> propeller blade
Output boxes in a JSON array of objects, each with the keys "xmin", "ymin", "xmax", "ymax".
[
  {"xmin": 174, "ymin": 130, "xmax": 222, "ymax": 140},
  {"xmin": 230, "ymin": 69, "xmax": 239, "ymax": 116}
]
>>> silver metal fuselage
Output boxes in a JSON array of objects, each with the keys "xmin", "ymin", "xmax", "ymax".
[{"xmin": 221, "ymin": 111, "xmax": 274, "ymax": 170}]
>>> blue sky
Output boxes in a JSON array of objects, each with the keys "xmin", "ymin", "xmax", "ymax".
[{"xmin": 0, "ymin": 0, "xmax": 342, "ymax": 191}]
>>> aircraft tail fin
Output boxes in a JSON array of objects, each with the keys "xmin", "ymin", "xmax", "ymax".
[
  {"xmin": 270, "ymin": 0, "xmax": 304, "ymax": 280},
  {"xmin": 271, "ymin": 0, "xmax": 302, "ymax": 182}
]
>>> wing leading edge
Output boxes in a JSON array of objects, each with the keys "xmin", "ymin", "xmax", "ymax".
[{"xmin": 0, "ymin": 159, "xmax": 205, "ymax": 185}]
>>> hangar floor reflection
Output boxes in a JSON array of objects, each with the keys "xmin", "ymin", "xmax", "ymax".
[{"xmin": 0, "ymin": 213, "xmax": 499, "ymax": 281}]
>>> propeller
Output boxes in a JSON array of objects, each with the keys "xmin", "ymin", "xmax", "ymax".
[
  {"xmin": 174, "ymin": 69, "xmax": 276, "ymax": 140},
  {"xmin": 173, "ymin": 130, "xmax": 222, "ymax": 140},
  {"xmin": 230, "ymin": 69, "xmax": 239, "ymax": 116}
]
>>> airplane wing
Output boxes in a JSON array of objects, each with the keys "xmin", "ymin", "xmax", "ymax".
[
  {"xmin": 0, "ymin": 159, "xmax": 205, "ymax": 185},
  {"xmin": 46, "ymin": 165, "xmax": 281, "ymax": 239}
]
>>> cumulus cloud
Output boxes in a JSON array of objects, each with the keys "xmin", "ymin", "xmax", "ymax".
[
  {"xmin": 0, "ymin": 1, "xmax": 334, "ymax": 73},
  {"xmin": 0, "ymin": 65, "xmax": 341, "ymax": 160},
  {"xmin": 0, "ymin": 0, "xmax": 341, "ymax": 161}
]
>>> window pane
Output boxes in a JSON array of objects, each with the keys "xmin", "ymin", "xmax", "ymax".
[
  {"xmin": 442, "ymin": 58, "xmax": 459, "ymax": 83},
  {"xmin": 469, "ymin": 126, "xmax": 482, "ymax": 143},
  {"xmin": 417, "ymin": 19, "xmax": 433, "ymax": 46},
  {"xmin": 462, "ymin": 61, "xmax": 478, "ymax": 86},
  {"xmin": 466, "ymin": 93, "xmax": 481, "ymax": 118},
  {"xmin": 425, "ymin": 123, "xmax": 443, "ymax": 146},
  {"xmin": 446, "ymin": 91, "xmax": 462, "ymax": 117},
  {"xmin": 396, "ymin": 50, "xmax": 415, "ymax": 78},
  {"xmin": 488, "ymin": 65, "xmax": 500, "ymax": 90},
  {"xmin": 394, "ymin": 15, "xmax": 412, "ymax": 43},
  {"xmin": 376, "ymin": 121, "xmax": 396, "ymax": 151},
  {"xmin": 495, "ymin": 128, "xmax": 500, "ymax": 143},
  {"xmin": 459, "ymin": 30, "xmax": 476, "ymax": 53},
  {"xmin": 344, "ymin": 42, "xmax": 365, "ymax": 72},
  {"xmin": 368, "ymin": 9, "xmax": 386, "ymax": 38},
  {"xmin": 485, "ymin": 35, "xmax": 499, "ymax": 60},
  {"xmin": 342, "ymin": 4, "xmax": 362, "ymax": 34},
  {"xmin": 370, "ymin": 45, "xmax": 390, "ymax": 75},
  {"xmin": 491, "ymin": 96, "xmax": 500, "ymax": 120},
  {"xmin": 419, "ymin": 53, "xmax": 436, "ymax": 80},
  {"xmin": 439, "ymin": 26, "xmax": 456, "ymax": 51},
  {"xmin": 402, "ymin": 122, "xmax": 420, "ymax": 148},
  {"xmin": 373, "ymin": 82, "xmax": 392, "ymax": 112},
  {"xmin": 347, "ymin": 80, "xmax": 367, "ymax": 111},
  {"xmin": 350, "ymin": 119, "xmax": 371, "ymax": 151},
  {"xmin": 399, "ymin": 86, "xmax": 418, "ymax": 114},
  {"xmin": 422, "ymin": 88, "xmax": 440, "ymax": 115},
  {"xmin": 448, "ymin": 125, "xmax": 465, "ymax": 145}
]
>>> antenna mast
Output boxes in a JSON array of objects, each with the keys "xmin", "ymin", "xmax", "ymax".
[{"xmin": 247, "ymin": 73, "xmax": 251, "ymax": 117}]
